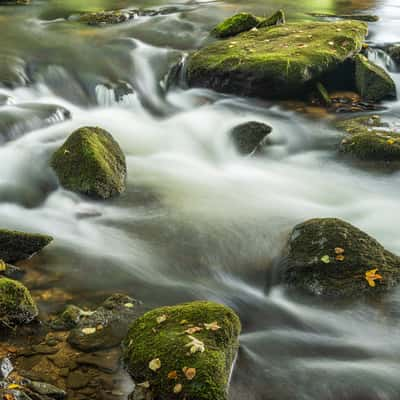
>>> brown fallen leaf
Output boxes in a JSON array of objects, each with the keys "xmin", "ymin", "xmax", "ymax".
[
  {"xmin": 335, "ymin": 247, "xmax": 345, "ymax": 254},
  {"xmin": 173, "ymin": 383, "xmax": 183, "ymax": 394},
  {"xmin": 204, "ymin": 321, "xmax": 221, "ymax": 331},
  {"xmin": 336, "ymin": 255, "xmax": 345, "ymax": 262},
  {"xmin": 168, "ymin": 371, "xmax": 178, "ymax": 380},
  {"xmin": 183, "ymin": 367, "xmax": 196, "ymax": 380},
  {"xmin": 185, "ymin": 326, "xmax": 202, "ymax": 334}
]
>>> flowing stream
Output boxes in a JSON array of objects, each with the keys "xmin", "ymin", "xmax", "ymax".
[{"xmin": 1, "ymin": 0, "xmax": 400, "ymax": 399}]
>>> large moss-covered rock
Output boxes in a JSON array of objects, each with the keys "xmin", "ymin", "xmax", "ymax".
[
  {"xmin": 51, "ymin": 127, "xmax": 127, "ymax": 200},
  {"xmin": 187, "ymin": 20, "xmax": 367, "ymax": 100},
  {"xmin": 230, "ymin": 121, "xmax": 272, "ymax": 155},
  {"xmin": 337, "ymin": 115, "xmax": 400, "ymax": 162},
  {"xmin": 282, "ymin": 218, "xmax": 400, "ymax": 298},
  {"xmin": 123, "ymin": 301, "xmax": 241, "ymax": 400},
  {"xmin": 211, "ymin": 13, "xmax": 259, "ymax": 38},
  {"xmin": 0, "ymin": 229, "xmax": 53, "ymax": 263},
  {"xmin": 355, "ymin": 54, "xmax": 396, "ymax": 102},
  {"xmin": 0, "ymin": 277, "xmax": 38, "ymax": 327}
]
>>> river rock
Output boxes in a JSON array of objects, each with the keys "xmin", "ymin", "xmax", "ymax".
[
  {"xmin": 337, "ymin": 115, "xmax": 400, "ymax": 162},
  {"xmin": 122, "ymin": 301, "xmax": 241, "ymax": 400},
  {"xmin": 0, "ymin": 56, "xmax": 29, "ymax": 88},
  {"xmin": 51, "ymin": 127, "xmax": 127, "ymax": 200},
  {"xmin": 230, "ymin": 121, "xmax": 272, "ymax": 155},
  {"xmin": 25, "ymin": 380, "xmax": 66, "ymax": 399},
  {"xmin": 211, "ymin": 13, "xmax": 260, "ymax": 38},
  {"xmin": 387, "ymin": 45, "xmax": 400, "ymax": 64},
  {"xmin": 0, "ymin": 277, "xmax": 38, "ymax": 326},
  {"xmin": 187, "ymin": 20, "xmax": 368, "ymax": 100},
  {"xmin": 281, "ymin": 218, "xmax": 400, "ymax": 297},
  {"xmin": 67, "ymin": 294, "xmax": 140, "ymax": 352},
  {"xmin": 355, "ymin": 54, "xmax": 396, "ymax": 102},
  {"xmin": 0, "ymin": 229, "xmax": 52, "ymax": 263},
  {"xmin": 309, "ymin": 12, "xmax": 379, "ymax": 22}
]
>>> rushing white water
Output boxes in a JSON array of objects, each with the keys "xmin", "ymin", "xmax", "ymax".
[{"xmin": 1, "ymin": 0, "xmax": 400, "ymax": 399}]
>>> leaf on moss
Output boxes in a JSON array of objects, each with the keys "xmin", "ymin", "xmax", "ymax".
[
  {"xmin": 173, "ymin": 383, "xmax": 183, "ymax": 394},
  {"xmin": 183, "ymin": 367, "xmax": 196, "ymax": 380},
  {"xmin": 184, "ymin": 326, "xmax": 202, "ymax": 334},
  {"xmin": 365, "ymin": 269, "xmax": 383, "ymax": 287},
  {"xmin": 149, "ymin": 358, "xmax": 161, "ymax": 371},
  {"xmin": 204, "ymin": 321, "xmax": 221, "ymax": 331},
  {"xmin": 156, "ymin": 314, "xmax": 167, "ymax": 324},
  {"xmin": 321, "ymin": 255, "xmax": 330, "ymax": 264},
  {"xmin": 124, "ymin": 302, "xmax": 135, "ymax": 308},
  {"xmin": 0, "ymin": 260, "xmax": 6, "ymax": 272},
  {"xmin": 180, "ymin": 320, "xmax": 188, "ymax": 325},
  {"xmin": 137, "ymin": 381, "xmax": 150, "ymax": 388},
  {"xmin": 185, "ymin": 336, "xmax": 205, "ymax": 354},
  {"xmin": 168, "ymin": 370, "xmax": 178, "ymax": 380},
  {"xmin": 336, "ymin": 255, "xmax": 345, "ymax": 261},
  {"xmin": 334, "ymin": 247, "xmax": 345, "ymax": 254}
]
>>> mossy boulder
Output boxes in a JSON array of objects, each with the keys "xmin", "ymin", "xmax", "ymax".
[
  {"xmin": 0, "ymin": 277, "xmax": 38, "ymax": 327},
  {"xmin": 123, "ymin": 301, "xmax": 241, "ymax": 400},
  {"xmin": 212, "ymin": 13, "xmax": 259, "ymax": 39},
  {"xmin": 187, "ymin": 21, "xmax": 368, "ymax": 100},
  {"xmin": 281, "ymin": 218, "xmax": 400, "ymax": 298},
  {"xmin": 337, "ymin": 115, "xmax": 400, "ymax": 162},
  {"xmin": 0, "ymin": 229, "xmax": 52, "ymax": 263},
  {"xmin": 51, "ymin": 127, "xmax": 127, "ymax": 200},
  {"xmin": 230, "ymin": 121, "xmax": 272, "ymax": 155},
  {"xmin": 257, "ymin": 9, "xmax": 285, "ymax": 28},
  {"xmin": 355, "ymin": 54, "xmax": 396, "ymax": 102}
]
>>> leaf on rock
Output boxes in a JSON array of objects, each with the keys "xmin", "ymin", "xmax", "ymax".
[
  {"xmin": 184, "ymin": 326, "xmax": 202, "ymax": 334},
  {"xmin": 185, "ymin": 336, "xmax": 205, "ymax": 354},
  {"xmin": 0, "ymin": 260, "xmax": 6, "ymax": 272},
  {"xmin": 321, "ymin": 255, "xmax": 330, "ymax": 264},
  {"xmin": 173, "ymin": 384, "xmax": 183, "ymax": 394},
  {"xmin": 365, "ymin": 269, "xmax": 383, "ymax": 287},
  {"xmin": 204, "ymin": 321, "xmax": 221, "ymax": 331},
  {"xmin": 81, "ymin": 327, "xmax": 96, "ymax": 335},
  {"xmin": 335, "ymin": 255, "xmax": 345, "ymax": 261},
  {"xmin": 156, "ymin": 314, "xmax": 167, "ymax": 324},
  {"xmin": 149, "ymin": 358, "xmax": 161, "ymax": 371},
  {"xmin": 168, "ymin": 370, "xmax": 178, "ymax": 380},
  {"xmin": 183, "ymin": 367, "xmax": 196, "ymax": 380},
  {"xmin": 137, "ymin": 381, "xmax": 150, "ymax": 388}
]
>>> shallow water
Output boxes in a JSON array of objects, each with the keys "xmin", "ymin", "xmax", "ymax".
[{"xmin": 1, "ymin": 0, "xmax": 400, "ymax": 399}]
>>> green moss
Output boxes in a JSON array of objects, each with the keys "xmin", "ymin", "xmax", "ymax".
[
  {"xmin": 51, "ymin": 127, "xmax": 127, "ymax": 200},
  {"xmin": 355, "ymin": 54, "xmax": 396, "ymax": 102},
  {"xmin": 123, "ymin": 301, "xmax": 241, "ymax": 400},
  {"xmin": 211, "ymin": 13, "xmax": 259, "ymax": 38},
  {"xmin": 282, "ymin": 218, "xmax": 400, "ymax": 297},
  {"xmin": 257, "ymin": 9, "xmax": 285, "ymax": 28},
  {"xmin": 79, "ymin": 10, "xmax": 132, "ymax": 26},
  {"xmin": 0, "ymin": 229, "xmax": 52, "ymax": 263},
  {"xmin": 187, "ymin": 21, "xmax": 368, "ymax": 99},
  {"xmin": 0, "ymin": 277, "xmax": 38, "ymax": 327}
]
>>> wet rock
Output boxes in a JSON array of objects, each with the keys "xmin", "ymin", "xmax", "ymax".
[
  {"xmin": 187, "ymin": 20, "xmax": 367, "ymax": 100},
  {"xmin": 355, "ymin": 54, "xmax": 396, "ymax": 102},
  {"xmin": 25, "ymin": 380, "xmax": 66, "ymax": 399},
  {"xmin": 281, "ymin": 218, "xmax": 400, "ymax": 297},
  {"xmin": 0, "ymin": 229, "xmax": 53, "ymax": 263},
  {"xmin": 76, "ymin": 349, "xmax": 120, "ymax": 373},
  {"xmin": 123, "ymin": 301, "xmax": 241, "ymax": 400},
  {"xmin": 230, "ymin": 121, "xmax": 272, "ymax": 155},
  {"xmin": 67, "ymin": 294, "xmax": 140, "ymax": 352},
  {"xmin": 51, "ymin": 127, "xmax": 127, "ymax": 200},
  {"xmin": 66, "ymin": 370, "xmax": 89, "ymax": 390},
  {"xmin": 1, "ymin": 357, "xmax": 13, "ymax": 379},
  {"xmin": 0, "ymin": 277, "xmax": 38, "ymax": 327},
  {"xmin": 0, "ymin": 56, "xmax": 29, "ymax": 88},
  {"xmin": 308, "ymin": 12, "xmax": 379, "ymax": 22},
  {"xmin": 51, "ymin": 305, "xmax": 87, "ymax": 330},
  {"xmin": 337, "ymin": 115, "xmax": 400, "ymax": 162},
  {"xmin": 211, "ymin": 13, "xmax": 259, "ymax": 39},
  {"xmin": 387, "ymin": 45, "xmax": 400, "ymax": 65}
]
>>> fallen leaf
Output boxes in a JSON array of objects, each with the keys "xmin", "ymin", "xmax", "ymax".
[
  {"xmin": 183, "ymin": 367, "xmax": 196, "ymax": 380},
  {"xmin": 387, "ymin": 139, "xmax": 395, "ymax": 145},
  {"xmin": 185, "ymin": 336, "xmax": 205, "ymax": 354},
  {"xmin": 365, "ymin": 269, "xmax": 383, "ymax": 287},
  {"xmin": 335, "ymin": 247, "xmax": 345, "ymax": 254},
  {"xmin": 124, "ymin": 302, "xmax": 135, "ymax": 308},
  {"xmin": 185, "ymin": 326, "xmax": 202, "ymax": 334},
  {"xmin": 96, "ymin": 324, "xmax": 104, "ymax": 330},
  {"xmin": 336, "ymin": 255, "xmax": 345, "ymax": 261},
  {"xmin": 321, "ymin": 255, "xmax": 330, "ymax": 264},
  {"xmin": 81, "ymin": 327, "xmax": 96, "ymax": 335},
  {"xmin": 156, "ymin": 314, "xmax": 167, "ymax": 324},
  {"xmin": 204, "ymin": 321, "xmax": 221, "ymax": 331},
  {"xmin": 7, "ymin": 384, "xmax": 23, "ymax": 390},
  {"xmin": 168, "ymin": 370, "xmax": 178, "ymax": 380},
  {"xmin": 4, "ymin": 394, "xmax": 14, "ymax": 400},
  {"xmin": 328, "ymin": 41, "xmax": 335, "ymax": 46},
  {"xmin": 173, "ymin": 383, "xmax": 183, "ymax": 394},
  {"xmin": 149, "ymin": 358, "xmax": 161, "ymax": 371},
  {"xmin": 137, "ymin": 381, "xmax": 150, "ymax": 388}
]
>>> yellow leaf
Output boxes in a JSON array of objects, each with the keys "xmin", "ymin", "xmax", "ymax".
[
  {"xmin": 173, "ymin": 384, "xmax": 183, "ymax": 394},
  {"xmin": 149, "ymin": 358, "xmax": 161, "ymax": 371},
  {"xmin": 7, "ymin": 384, "xmax": 23, "ymax": 390},
  {"xmin": 334, "ymin": 247, "xmax": 345, "ymax": 254},
  {"xmin": 335, "ymin": 255, "xmax": 345, "ymax": 261},
  {"xmin": 180, "ymin": 320, "xmax": 188, "ymax": 325},
  {"xmin": 183, "ymin": 367, "xmax": 196, "ymax": 380},
  {"xmin": 137, "ymin": 381, "xmax": 150, "ymax": 388},
  {"xmin": 81, "ymin": 327, "xmax": 96, "ymax": 335},
  {"xmin": 168, "ymin": 371, "xmax": 178, "ymax": 380},
  {"xmin": 204, "ymin": 321, "xmax": 221, "ymax": 331},
  {"xmin": 185, "ymin": 336, "xmax": 205, "ymax": 354},
  {"xmin": 184, "ymin": 326, "xmax": 202, "ymax": 334},
  {"xmin": 321, "ymin": 255, "xmax": 330, "ymax": 264},
  {"xmin": 365, "ymin": 269, "xmax": 383, "ymax": 287},
  {"xmin": 0, "ymin": 260, "xmax": 6, "ymax": 272},
  {"xmin": 156, "ymin": 314, "xmax": 167, "ymax": 324},
  {"xmin": 124, "ymin": 302, "xmax": 135, "ymax": 308},
  {"xmin": 387, "ymin": 139, "xmax": 395, "ymax": 145}
]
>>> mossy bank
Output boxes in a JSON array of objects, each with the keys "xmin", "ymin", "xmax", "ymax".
[{"xmin": 123, "ymin": 301, "xmax": 241, "ymax": 400}]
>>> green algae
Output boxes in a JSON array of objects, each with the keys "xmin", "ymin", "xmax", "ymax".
[{"xmin": 123, "ymin": 301, "xmax": 241, "ymax": 400}]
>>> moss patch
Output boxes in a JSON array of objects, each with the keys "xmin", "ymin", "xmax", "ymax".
[
  {"xmin": 355, "ymin": 54, "xmax": 396, "ymax": 102},
  {"xmin": 0, "ymin": 277, "xmax": 38, "ymax": 327},
  {"xmin": 51, "ymin": 127, "xmax": 127, "ymax": 200},
  {"xmin": 0, "ymin": 229, "xmax": 52, "ymax": 263},
  {"xmin": 282, "ymin": 218, "xmax": 400, "ymax": 298},
  {"xmin": 187, "ymin": 21, "xmax": 368, "ymax": 99},
  {"xmin": 123, "ymin": 301, "xmax": 241, "ymax": 400},
  {"xmin": 258, "ymin": 9, "xmax": 285, "ymax": 28},
  {"xmin": 211, "ymin": 13, "xmax": 259, "ymax": 39}
]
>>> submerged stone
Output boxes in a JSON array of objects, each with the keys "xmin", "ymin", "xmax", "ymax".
[
  {"xmin": 211, "ymin": 13, "xmax": 259, "ymax": 38},
  {"xmin": 51, "ymin": 127, "xmax": 127, "ymax": 200},
  {"xmin": 355, "ymin": 54, "xmax": 396, "ymax": 102},
  {"xmin": 123, "ymin": 301, "xmax": 241, "ymax": 400},
  {"xmin": 230, "ymin": 121, "xmax": 272, "ymax": 155},
  {"xmin": 281, "ymin": 218, "xmax": 400, "ymax": 297},
  {"xmin": 309, "ymin": 12, "xmax": 379, "ymax": 22},
  {"xmin": 187, "ymin": 21, "xmax": 368, "ymax": 100},
  {"xmin": 0, "ymin": 229, "xmax": 53, "ymax": 263},
  {"xmin": 337, "ymin": 115, "xmax": 400, "ymax": 162},
  {"xmin": 0, "ymin": 277, "xmax": 38, "ymax": 326}
]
